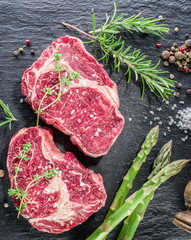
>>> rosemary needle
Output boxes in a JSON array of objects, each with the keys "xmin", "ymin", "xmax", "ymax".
[
  {"xmin": 62, "ymin": 2, "xmax": 174, "ymax": 99},
  {"xmin": 0, "ymin": 100, "xmax": 17, "ymax": 130}
]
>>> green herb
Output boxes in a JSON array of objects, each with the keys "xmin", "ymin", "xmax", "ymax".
[
  {"xmin": 54, "ymin": 53, "xmax": 61, "ymax": 61},
  {"xmin": 36, "ymin": 53, "xmax": 80, "ymax": 126},
  {"xmin": 33, "ymin": 174, "xmax": 41, "ymax": 181},
  {"xmin": 61, "ymin": 71, "xmax": 80, "ymax": 86},
  {"xmin": 23, "ymin": 142, "xmax": 31, "ymax": 153},
  {"xmin": 116, "ymin": 140, "xmax": 172, "ymax": 240},
  {"xmin": 62, "ymin": 3, "xmax": 175, "ymax": 99},
  {"xmin": 0, "ymin": 99, "xmax": 17, "ymax": 130},
  {"xmin": 90, "ymin": 2, "xmax": 169, "ymax": 36},
  {"xmin": 43, "ymin": 169, "xmax": 59, "ymax": 179},
  {"xmin": 42, "ymin": 88, "xmax": 53, "ymax": 95}
]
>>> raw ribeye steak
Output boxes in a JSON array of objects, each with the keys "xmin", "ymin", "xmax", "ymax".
[
  {"xmin": 22, "ymin": 36, "xmax": 125, "ymax": 158},
  {"xmin": 7, "ymin": 127, "xmax": 107, "ymax": 233}
]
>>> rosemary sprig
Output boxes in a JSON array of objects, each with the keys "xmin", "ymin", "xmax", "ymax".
[
  {"xmin": 8, "ymin": 142, "xmax": 59, "ymax": 218},
  {"xmin": 62, "ymin": 3, "xmax": 174, "ymax": 99},
  {"xmin": 35, "ymin": 53, "xmax": 80, "ymax": 125},
  {"xmin": 96, "ymin": 34, "xmax": 175, "ymax": 98},
  {"xmin": 90, "ymin": 2, "xmax": 169, "ymax": 36},
  {"xmin": 0, "ymin": 100, "xmax": 17, "ymax": 130}
]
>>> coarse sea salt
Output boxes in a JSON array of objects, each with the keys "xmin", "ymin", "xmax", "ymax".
[{"xmin": 176, "ymin": 107, "xmax": 191, "ymax": 130}]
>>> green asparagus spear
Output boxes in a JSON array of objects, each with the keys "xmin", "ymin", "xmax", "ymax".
[
  {"xmin": 116, "ymin": 140, "xmax": 172, "ymax": 240},
  {"xmin": 148, "ymin": 140, "xmax": 172, "ymax": 179},
  {"xmin": 86, "ymin": 159, "xmax": 189, "ymax": 240},
  {"xmin": 104, "ymin": 125, "xmax": 159, "ymax": 220}
]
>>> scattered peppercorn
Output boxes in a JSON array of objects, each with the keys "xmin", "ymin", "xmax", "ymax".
[
  {"xmin": 186, "ymin": 89, "xmax": 191, "ymax": 95},
  {"xmin": 185, "ymin": 39, "xmax": 191, "ymax": 47},
  {"xmin": 156, "ymin": 43, "xmax": 162, "ymax": 48},
  {"xmin": 13, "ymin": 50, "xmax": 18, "ymax": 56},
  {"xmin": 174, "ymin": 27, "xmax": 179, "ymax": 32},
  {"xmin": 175, "ymin": 51, "xmax": 183, "ymax": 60},
  {"xmin": 169, "ymin": 56, "xmax": 175, "ymax": 63},
  {"xmin": 161, "ymin": 40, "xmax": 191, "ymax": 72},
  {"xmin": 30, "ymin": 49, "xmax": 35, "ymax": 55},
  {"xmin": 169, "ymin": 74, "xmax": 175, "ymax": 79},
  {"xmin": 18, "ymin": 47, "xmax": 24, "ymax": 53},
  {"xmin": 25, "ymin": 39, "xmax": 31, "ymax": 45},
  {"xmin": 185, "ymin": 33, "xmax": 189, "ymax": 39},
  {"xmin": 177, "ymin": 82, "xmax": 183, "ymax": 89},
  {"xmin": 163, "ymin": 61, "xmax": 169, "ymax": 67},
  {"xmin": 4, "ymin": 203, "xmax": 9, "ymax": 208},
  {"xmin": 161, "ymin": 50, "xmax": 170, "ymax": 59},
  {"xmin": 175, "ymin": 91, "xmax": 180, "ymax": 98},
  {"xmin": 0, "ymin": 169, "xmax": 4, "ymax": 178}
]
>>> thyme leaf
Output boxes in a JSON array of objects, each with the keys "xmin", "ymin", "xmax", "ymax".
[{"xmin": 43, "ymin": 169, "xmax": 59, "ymax": 179}]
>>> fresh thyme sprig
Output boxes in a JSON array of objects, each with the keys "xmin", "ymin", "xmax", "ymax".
[
  {"xmin": 35, "ymin": 53, "xmax": 80, "ymax": 125},
  {"xmin": 8, "ymin": 142, "xmax": 59, "ymax": 218},
  {"xmin": 62, "ymin": 3, "xmax": 174, "ymax": 99},
  {"xmin": 0, "ymin": 100, "xmax": 17, "ymax": 130},
  {"xmin": 90, "ymin": 2, "xmax": 169, "ymax": 36}
]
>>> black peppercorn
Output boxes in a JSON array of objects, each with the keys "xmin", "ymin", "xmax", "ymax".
[
  {"xmin": 30, "ymin": 49, "xmax": 35, "ymax": 55},
  {"xmin": 186, "ymin": 89, "xmax": 191, "ymax": 95},
  {"xmin": 175, "ymin": 92, "xmax": 180, "ymax": 98},
  {"xmin": 177, "ymin": 82, "xmax": 183, "ymax": 89},
  {"xmin": 185, "ymin": 33, "xmax": 189, "ymax": 39}
]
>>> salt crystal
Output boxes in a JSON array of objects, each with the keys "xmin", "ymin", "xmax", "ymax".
[
  {"xmin": 175, "ymin": 107, "xmax": 191, "ymax": 131},
  {"xmin": 149, "ymin": 110, "xmax": 154, "ymax": 115},
  {"xmin": 179, "ymin": 101, "xmax": 185, "ymax": 104},
  {"xmin": 150, "ymin": 121, "xmax": 153, "ymax": 125},
  {"xmin": 158, "ymin": 121, "xmax": 162, "ymax": 125},
  {"xmin": 129, "ymin": 118, "xmax": 132, "ymax": 122},
  {"xmin": 156, "ymin": 107, "xmax": 162, "ymax": 111},
  {"xmin": 163, "ymin": 132, "xmax": 167, "ymax": 136},
  {"xmin": 20, "ymin": 98, "xmax": 24, "ymax": 103},
  {"xmin": 144, "ymin": 116, "xmax": 148, "ymax": 119}
]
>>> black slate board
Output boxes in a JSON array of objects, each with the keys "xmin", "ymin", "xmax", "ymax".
[{"xmin": 0, "ymin": 0, "xmax": 191, "ymax": 239}]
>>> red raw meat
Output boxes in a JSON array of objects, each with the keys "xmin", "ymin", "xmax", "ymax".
[
  {"xmin": 22, "ymin": 36, "xmax": 124, "ymax": 157},
  {"xmin": 7, "ymin": 127, "xmax": 107, "ymax": 233}
]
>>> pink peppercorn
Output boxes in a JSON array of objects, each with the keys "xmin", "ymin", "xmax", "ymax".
[
  {"xmin": 184, "ymin": 66, "xmax": 189, "ymax": 72},
  {"xmin": 25, "ymin": 39, "xmax": 31, "ymax": 45},
  {"xmin": 179, "ymin": 46, "xmax": 186, "ymax": 52},
  {"xmin": 155, "ymin": 43, "xmax": 162, "ymax": 48}
]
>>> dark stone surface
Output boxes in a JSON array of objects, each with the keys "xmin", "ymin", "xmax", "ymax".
[{"xmin": 0, "ymin": 0, "xmax": 191, "ymax": 239}]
